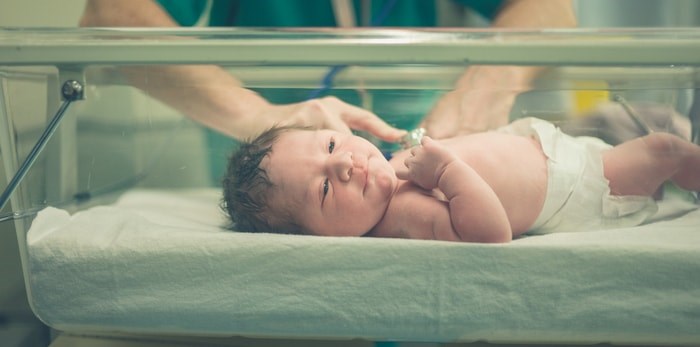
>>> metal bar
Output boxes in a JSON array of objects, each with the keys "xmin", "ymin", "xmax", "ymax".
[
  {"xmin": 0, "ymin": 80, "xmax": 82, "ymax": 212},
  {"xmin": 689, "ymin": 89, "xmax": 700, "ymax": 145},
  {"xmin": 613, "ymin": 94, "xmax": 653, "ymax": 135},
  {"xmin": 2, "ymin": 29, "xmax": 700, "ymax": 66},
  {"xmin": 2, "ymin": 41, "xmax": 700, "ymax": 66}
]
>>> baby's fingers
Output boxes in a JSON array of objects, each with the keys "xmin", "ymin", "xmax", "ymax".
[{"xmin": 409, "ymin": 143, "xmax": 427, "ymax": 159}]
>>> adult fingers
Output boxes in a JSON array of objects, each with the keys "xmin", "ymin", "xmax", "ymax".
[
  {"xmin": 326, "ymin": 97, "xmax": 406, "ymax": 142},
  {"xmin": 296, "ymin": 99, "xmax": 352, "ymax": 134},
  {"xmin": 347, "ymin": 111, "xmax": 406, "ymax": 142}
]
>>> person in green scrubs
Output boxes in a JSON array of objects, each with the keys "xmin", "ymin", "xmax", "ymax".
[
  {"xmin": 80, "ymin": 0, "xmax": 575, "ymax": 180},
  {"xmin": 80, "ymin": 0, "xmax": 576, "ymax": 140},
  {"xmin": 160, "ymin": 1, "xmax": 502, "ymax": 28},
  {"xmin": 157, "ymin": 0, "xmax": 512, "ymax": 134}
]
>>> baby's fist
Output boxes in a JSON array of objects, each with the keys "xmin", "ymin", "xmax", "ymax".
[{"xmin": 397, "ymin": 136, "xmax": 458, "ymax": 190}]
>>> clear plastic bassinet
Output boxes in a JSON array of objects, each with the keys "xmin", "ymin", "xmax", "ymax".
[{"xmin": 1, "ymin": 28, "xmax": 700, "ymax": 345}]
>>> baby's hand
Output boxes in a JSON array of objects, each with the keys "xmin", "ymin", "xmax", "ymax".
[{"xmin": 396, "ymin": 136, "xmax": 459, "ymax": 190}]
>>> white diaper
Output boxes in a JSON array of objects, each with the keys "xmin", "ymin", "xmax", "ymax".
[{"xmin": 499, "ymin": 118, "xmax": 658, "ymax": 234}]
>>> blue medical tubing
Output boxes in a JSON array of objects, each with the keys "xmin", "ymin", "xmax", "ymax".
[
  {"xmin": 306, "ymin": 65, "xmax": 346, "ymax": 99},
  {"xmin": 306, "ymin": 0, "xmax": 398, "ymax": 100},
  {"xmin": 371, "ymin": 0, "xmax": 398, "ymax": 26},
  {"xmin": 0, "ymin": 80, "xmax": 83, "ymax": 212}
]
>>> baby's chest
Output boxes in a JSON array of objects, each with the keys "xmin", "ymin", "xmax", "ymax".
[{"xmin": 370, "ymin": 188, "xmax": 452, "ymax": 241}]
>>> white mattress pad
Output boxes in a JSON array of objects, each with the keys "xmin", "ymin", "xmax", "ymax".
[{"xmin": 26, "ymin": 189, "xmax": 700, "ymax": 344}]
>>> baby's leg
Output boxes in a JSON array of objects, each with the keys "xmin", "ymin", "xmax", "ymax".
[{"xmin": 602, "ymin": 132, "xmax": 700, "ymax": 196}]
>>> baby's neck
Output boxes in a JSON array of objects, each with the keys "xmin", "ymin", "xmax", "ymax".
[{"xmin": 364, "ymin": 179, "xmax": 409, "ymax": 238}]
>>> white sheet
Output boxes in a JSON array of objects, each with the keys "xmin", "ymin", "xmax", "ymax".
[{"xmin": 26, "ymin": 189, "xmax": 700, "ymax": 345}]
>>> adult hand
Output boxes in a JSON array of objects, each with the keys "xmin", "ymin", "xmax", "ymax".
[
  {"xmin": 80, "ymin": 1, "xmax": 406, "ymax": 143},
  {"xmin": 249, "ymin": 96, "xmax": 406, "ymax": 142},
  {"xmin": 422, "ymin": 87, "xmax": 517, "ymax": 139},
  {"xmin": 422, "ymin": 0, "xmax": 577, "ymax": 138},
  {"xmin": 421, "ymin": 66, "xmax": 526, "ymax": 139}
]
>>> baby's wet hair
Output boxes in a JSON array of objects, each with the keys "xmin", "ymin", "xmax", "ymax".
[{"xmin": 221, "ymin": 125, "xmax": 309, "ymax": 234}]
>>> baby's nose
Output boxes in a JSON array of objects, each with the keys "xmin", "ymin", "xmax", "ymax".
[{"xmin": 330, "ymin": 152, "xmax": 353, "ymax": 182}]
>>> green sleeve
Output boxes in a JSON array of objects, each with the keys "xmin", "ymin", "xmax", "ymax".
[
  {"xmin": 155, "ymin": 0, "xmax": 238, "ymax": 27},
  {"xmin": 155, "ymin": 0, "xmax": 206, "ymax": 26},
  {"xmin": 157, "ymin": 0, "xmax": 504, "ymax": 27},
  {"xmin": 453, "ymin": 0, "xmax": 506, "ymax": 20}
]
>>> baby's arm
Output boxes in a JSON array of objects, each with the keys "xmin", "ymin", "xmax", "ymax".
[{"xmin": 396, "ymin": 137, "xmax": 512, "ymax": 243}]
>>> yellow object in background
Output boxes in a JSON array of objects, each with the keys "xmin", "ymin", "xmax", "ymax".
[{"xmin": 573, "ymin": 80, "xmax": 610, "ymax": 116}]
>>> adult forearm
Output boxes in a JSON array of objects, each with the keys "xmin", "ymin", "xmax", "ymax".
[
  {"xmin": 441, "ymin": 0, "xmax": 577, "ymax": 133},
  {"xmin": 120, "ymin": 65, "xmax": 270, "ymax": 139},
  {"xmin": 456, "ymin": 0, "xmax": 577, "ymax": 90},
  {"xmin": 80, "ymin": 0, "xmax": 179, "ymax": 27},
  {"xmin": 80, "ymin": 0, "xmax": 270, "ymax": 138},
  {"xmin": 494, "ymin": 0, "xmax": 577, "ymax": 29},
  {"xmin": 474, "ymin": 0, "xmax": 578, "ymax": 86}
]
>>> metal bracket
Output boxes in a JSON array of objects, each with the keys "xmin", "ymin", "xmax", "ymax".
[
  {"xmin": 61, "ymin": 80, "xmax": 84, "ymax": 101},
  {"xmin": 0, "ymin": 79, "xmax": 84, "ymax": 212},
  {"xmin": 58, "ymin": 66, "xmax": 86, "ymax": 101}
]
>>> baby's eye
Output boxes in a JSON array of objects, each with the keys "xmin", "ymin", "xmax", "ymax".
[
  {"xmin": 322, "ymin": 178, "xmax": 329, "ymax": 198},
  {"xmin": 328, "ymin": 139, "xmax": 335, "ymax": 153}
]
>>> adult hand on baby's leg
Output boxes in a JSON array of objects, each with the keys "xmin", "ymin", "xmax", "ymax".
[{"xmin": 396, "ymin": 137, "xmax": 459, "ymax": 190}]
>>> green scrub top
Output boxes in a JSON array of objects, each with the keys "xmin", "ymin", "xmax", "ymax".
[
  {"xmin": 155, "ymin": 0, "xmax": 505, "ymax": 182},
  {"xmin": 157, "ymin": 0, "xmax": 504, "ymax": 27}
]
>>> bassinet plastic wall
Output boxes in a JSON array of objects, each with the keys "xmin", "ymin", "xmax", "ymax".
[
  {"xmin": 0, "ymin": 65, "xmax": 215, "ymax": 332},
  {"xmin": 0, "ymin": 2, "xmax": 85, "ymax": 344},
  {"xmin": 575, "ymin": 0, "xmax": 700, "ymax": 118},
  {"xmin": 1, "ymin": 66, "xmax": 215, "ymax": 217},
  {"xmin": 0, "ymin": 68, "xmax": 63, "ymax": 305},
  {"xmin": 0, "ymin": 68, "xmax": 62, "ymax": 347},
  {"xmin": 67, "ymin": 71, "xmax": 213, "ymax": 190}
]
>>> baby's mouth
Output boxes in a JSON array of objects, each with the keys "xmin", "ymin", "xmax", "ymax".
[{"xmin": 362, "ymin": 156, "xmax": 372, "ymax": 195}]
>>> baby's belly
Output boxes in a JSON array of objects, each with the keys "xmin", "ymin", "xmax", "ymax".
[
  {"xmin": 395, "ymin": 134, "xmax": 549, "ymax": 236},
  {"xmin": 453, "ymin": 136, "xmax": 548, "ymax": 236}
]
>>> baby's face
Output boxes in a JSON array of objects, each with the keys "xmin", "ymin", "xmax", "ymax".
[{"xmin": 263, "ymin": 129, "xmax": 398, "ymax": 237}]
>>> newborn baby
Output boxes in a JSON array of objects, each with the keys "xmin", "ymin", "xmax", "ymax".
[{"xmin": 222, "ymin": 117, "xmax": 700, "ymax": 243}]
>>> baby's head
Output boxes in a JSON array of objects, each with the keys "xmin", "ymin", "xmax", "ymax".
[{"xmin": 222, "ymin": 126, "xmax": 399, "ymax": 237}]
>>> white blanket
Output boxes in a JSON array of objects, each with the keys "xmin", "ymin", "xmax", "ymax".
[{"xmin": 26, "ymin": 189, "xmax": 700, "ymax": 344}]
